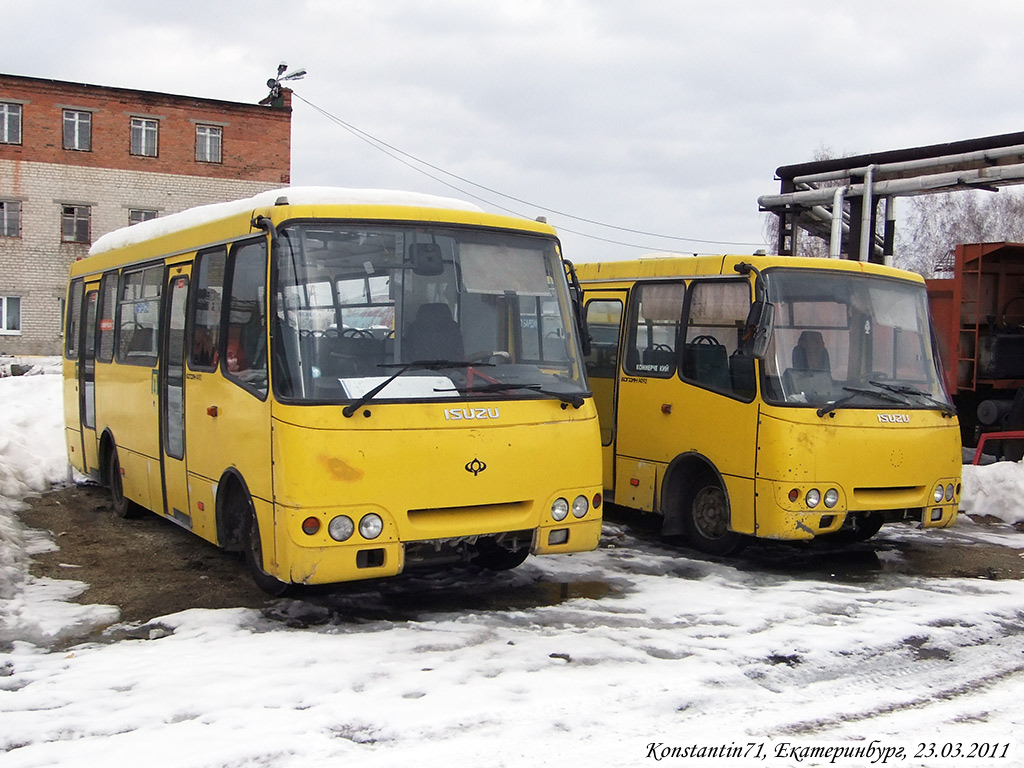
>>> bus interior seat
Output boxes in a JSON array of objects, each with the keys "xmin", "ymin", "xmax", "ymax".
[
  {"xmin": 318, "ymin": 332, "xmax": 382, "ymax": 377},
  {"xmin": 792, "ymin": 330, "xmax": 830, "ymax": 373},
  {"xmin": 642, "ymin": 346, "xmax": 677, "ymax": 371},
  {"xmin": 682, "ymin": 342, "xmax": 730, "ymax": 390},
  {"xmin": 405, "ymin": 303, "xmax": 464, "ymax": 361}
]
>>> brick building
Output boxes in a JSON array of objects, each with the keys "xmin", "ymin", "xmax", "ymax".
[{"xmin": 0, "ymin": 73, "xmax": 292, "ymax": 355}]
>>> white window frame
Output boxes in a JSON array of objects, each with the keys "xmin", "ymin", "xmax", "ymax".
[
  {"xmin": 129, "ymin": 208, "xmax": 158, "ymax": 226},
  {"xmin": 0, "ymin": 103, "xmax": 21, "ymax": 145},
  {"xmin": 61, "ymin": 204, "xmax": 91, "ymax": 243},
  {"xmin": 130, "ymin": 117, "xmax": 159, "ymax": 157},
  {"xmin": 63, "ymin": 109, "xmax": 92, "ymax": 151},
  {"xmin": 195, "ymin": 124, "xmax": 222, "ymax": 163},
  {"xmin": 0, "ymin": 296, "xmax": 21, "ymax": 335},
  {"xmin": 0, "ymin": 200, "xmax": 21, "ymax": 237}
]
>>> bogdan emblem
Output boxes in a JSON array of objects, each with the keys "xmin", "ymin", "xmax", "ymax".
[{"xmin": 465, "ymin": 458, "xmax": 487, "ymax": 476}]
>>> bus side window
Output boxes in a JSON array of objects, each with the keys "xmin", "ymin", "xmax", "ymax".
[
  {"xmin": 223, "ymin": 239, "xmax": 268, "ymax": 397},
  {"xmin": 624, "ymin": 282, "xmax": 684, "ymax": 377},
  {"xmin": 584, "ymin": 299, "xmax": 623, "ymax": 378},
  {"xmin": 189, "ymin": 247, "xmax": 226, "ymax": 371},
  {"xmin": 97, "ymin": 271, "xmax": 118, "ymax": 363},
  {"xmin": 66, "ymin": 279, "xmax": 84, "ymax": 360},
  {"xmin": 116, "ymin": 265, "xmax": 162, "ymax": 367},
  {"xmin": 681, "ymin": 280, "xmax": 755, "ymax": 400}
]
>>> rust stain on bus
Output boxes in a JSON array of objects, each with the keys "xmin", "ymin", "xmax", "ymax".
[{"xmin": 319, "ymin": 455, "xmax": 364, "ymax": 482}]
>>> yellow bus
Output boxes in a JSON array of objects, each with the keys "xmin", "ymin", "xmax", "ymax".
[
  {"xmin": 576, "ymin": 254, "xmax": 960, "ymax": 555},
  {"xmin": 64, "ymin": 188, "xmax": 602, "ymax": 594}
]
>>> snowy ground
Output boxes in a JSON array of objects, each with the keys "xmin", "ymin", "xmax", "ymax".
[{"xmin": 2, "ymin": 372, "xmax": 1024, "ymax": 767}]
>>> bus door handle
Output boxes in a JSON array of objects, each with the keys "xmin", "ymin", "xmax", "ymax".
[{"xmin": 206, "ymin": 405, "xmax": 219, "ymax": 418}]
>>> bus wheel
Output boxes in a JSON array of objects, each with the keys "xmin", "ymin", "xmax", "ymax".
[
  {"xmin": 472, "ymin": 539, "xmax": 530, "ymax": 571},
  {"xmin": 239, "ymin": 494, "xmax": 293, "ymax": 597},
  {"xmin": 840, "ymin": 512, "xmax": 885, "ymax": 543},
  {"xmin": 107, "ymin": 446, "xmax": 143, "ymax": 519},
  {"xmin": 682, "ymin": 476, "xmax": 746, "ymax": 557}
]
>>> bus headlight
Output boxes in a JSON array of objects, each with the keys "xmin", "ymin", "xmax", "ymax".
[
  {"xmin": 328, "ymin": 515, "xmax": 354, "ymax": 542},
  {"xmin": 945, "ymin": 483, "xmax": 955, "ymax": 502},
  {"xmin": 571, "ymin": 495, "xmax": 589, "ymax": 518},
  {"xmin": 551, "ymin": 498, "xmax": 569, "ymax": 521},
  {"xmin": 359, "ymin": 513, "xmax": 384, "ymax": 540},
  {"xmin": 934, "ymin": 484, "xmax": 945, "ymax": 504},
  {"xmin": 805, "ymin": 489, "xmax": 821, "ymax": 508},
  {"xmin": 823, "ymin": 488, "xmax": 839, "ymax": 509}
]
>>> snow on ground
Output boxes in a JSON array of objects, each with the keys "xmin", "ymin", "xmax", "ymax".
[{"xmin": 2, "ymin": 372, "xmax": 1024, "ymax": 767}]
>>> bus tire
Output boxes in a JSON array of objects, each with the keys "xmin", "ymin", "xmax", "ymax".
[
  {"xmin": 107, "ymin": 445, "xmax": 144, "ymax": 520},
  {"xmin": 833, "ymin": 512, "xmax": 885, "ymax": 543},
  {"xmin": 682, "ymin": 473, "xmax": 746, "ymax": 557},
  {"xmin": 238, "ymin": 492, "xmax": 293, "ymax": 597},
  {"xmin": 473, "ymin": 538, "xmax": 530, "ymax": 571}
]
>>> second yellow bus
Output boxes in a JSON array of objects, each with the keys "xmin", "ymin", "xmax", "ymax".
[{"xmin": 576, "ymin": 254, "xmax": 961, "ymax": 555}]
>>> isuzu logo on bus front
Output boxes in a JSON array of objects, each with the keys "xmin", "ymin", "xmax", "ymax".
[
  {"xmin": 444, "ymin": 407, "xmax": 501, "ymax": 421},
  {"xmin": 878, "ymin": 413, "xmax": 911, "ymax": 423}
]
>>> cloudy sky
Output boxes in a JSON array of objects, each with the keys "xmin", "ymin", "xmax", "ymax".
[{"xmin": 6, "ymin": 1, "xmax": 1024, "ymax": 262}]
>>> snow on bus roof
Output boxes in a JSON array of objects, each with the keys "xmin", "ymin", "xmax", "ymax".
[{"xmin": 88, "ymin": 186, "xmax": 484, "ymax": 256}]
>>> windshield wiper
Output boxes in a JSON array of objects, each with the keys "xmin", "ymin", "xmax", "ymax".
[
  {"xmin": 437, "ymin": 382, "xmax": 585, "ymax": 409},
  {"xmin": 816, "ymin": 385, "xmax": 911, "ymax": 418},
  {"xmin": 342, "ymin": 360, "xmax": 489, "ymax": 418},
  {"xmin": 868, "ymin": 380, "xmax": 957, "ymax": 418}
]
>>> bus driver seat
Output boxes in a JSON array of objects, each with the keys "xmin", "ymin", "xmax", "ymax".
[
  {"xmin": 792, "ymin": 330, "xmax": 830, "ymax": 373},
  {"xmin": 405, "ymin": 302, "xmax": 464, "ymax": 362}
]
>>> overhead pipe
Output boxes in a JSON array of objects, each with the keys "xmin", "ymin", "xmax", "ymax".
[
  {"xmin": 858, "ymin": 166, "xmax": 875, "ymax": 262},
  {"xmin": 789, "ymin": 144, "xmax": 1024, "ymax": 187},
  {"xmin": 758, "ymin": 161, "xmax": 1024, "ymax": 210},
  {"xmin": 829, "ymin": 186, "xmax": 846, "ymax": 258}
]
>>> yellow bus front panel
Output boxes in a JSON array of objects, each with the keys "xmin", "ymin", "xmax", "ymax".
[
  {"xmin": 269, "ymin": 400, "xmax": 603, "ymax": 584},
  {"xmin": 754, "ymin": 407, "xmax": 962, "ymax": 539}
]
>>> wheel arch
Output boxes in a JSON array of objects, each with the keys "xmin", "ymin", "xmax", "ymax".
[
  {"xmin": 216, "ymin": 468, "xmax": 254, "ymax": 552},
  {"xmin": 659, "ymin": 451, "xmax": 727, "ymax": 537},
  {"xmin": 98, "ymin": 428, "xmax": 117, "ymax": 486}
]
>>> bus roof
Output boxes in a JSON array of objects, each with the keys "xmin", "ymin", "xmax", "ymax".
[
  {"xmin": 574, "ymin": 253, "xmax": 924, "ymax": 284},
  {"xmin": 87, "ymin": 186, "xmax": 492, "ymax": 258}
]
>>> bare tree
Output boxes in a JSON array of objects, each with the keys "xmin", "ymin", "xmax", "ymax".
[{"xmin": 895, "ymin": 188, "xmax": 1024, "ymax": 276}]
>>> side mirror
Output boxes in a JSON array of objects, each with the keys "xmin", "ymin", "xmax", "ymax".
[
  {"xmin": 744, "ymin": 300, "xmax": 775, "ymax": 359},
  {"xmin": 409, "ymin": 243, "xmax": 444, "ymax": 276}
]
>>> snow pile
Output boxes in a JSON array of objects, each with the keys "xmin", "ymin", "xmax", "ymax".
[
  {"xmin": 961, "ymin": 462, "xmax": 1024, "ymax": 524},
  {"xmin": 0, "ymin": 374, "xmax": 119, "ymax": 644}
]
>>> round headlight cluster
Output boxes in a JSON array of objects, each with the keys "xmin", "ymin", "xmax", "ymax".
[
  {"xmin": 359, "ymin": 513, "xmax": 384, "ymax": 539},
  {"xmin": 328, "ymin": 515, "xmax": 354, "ymax": 542},
  {"xmin": 792, "ymin": 488, "xmax": 840, "ymax": 508},
  {"xmin": 327, "ymin": 513, "xmax": 384, "ymax": 542},
  {"xmin": 571, "ymin": 495, "xmax": 589, "ymax": 518},
  {"xmin": 935, "ymin": 483, "xmax": 956, "ymax": 503},
  {"xmin": 551, "ymin": 498, "xmax": 569, "ymax": 521}
]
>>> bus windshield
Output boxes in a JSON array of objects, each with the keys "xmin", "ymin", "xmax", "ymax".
[
  {"xmin": 272, "ymin": 223, "xmax": 587, "ymax": 403},
  {"xmin": 761, "ymin": 269, "xmax": 951, "ymax": 410}
]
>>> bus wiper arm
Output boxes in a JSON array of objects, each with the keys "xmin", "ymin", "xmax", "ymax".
[
  {"xmin": 816, "ymin": 386, "xmax": 911, "ymax": 418},
  {"xmin": 437, "ymin": 382, "xmax": 585, "ymax": 408},
  {"xmin": 868, "ymin": 380, "xmax": 958, "ymax": 417},
  {"xmin": 341, "ymin": 360, "xmax": 489, "ymax": 418}
]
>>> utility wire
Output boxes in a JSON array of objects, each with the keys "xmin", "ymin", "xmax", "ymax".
[{"xmin": 292, "ymin": 91, "xmax": 764, "ymax": 250}]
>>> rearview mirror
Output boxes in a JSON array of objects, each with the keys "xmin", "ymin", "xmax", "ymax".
[
  {"xmin": 408, "ymin": 243, "xmax": 444, "ymax": 276},
  {"xmin": 744, "ymin": 300, "xmax": 775, "ymax": 359}
]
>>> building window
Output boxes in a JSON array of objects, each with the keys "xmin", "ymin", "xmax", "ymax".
[
  {"xmin": 0, "ymin": 296, "xmax": 21, "ymax": 334},
  {"xmin": 129, "ymin": 208, "xmax": 158, "ymax": 226},
  {"xmin": 196, "ymin": 124, "xmax": 222, "ymax": 163},
  {"xmin": 0, "ymin": 201, "xmax": 21, "ymax": 237},
  {"xmin": 63, "ymin": 110, "xmax": 92, "ymax": 151},
  {"xmin": 130, "ymin": 117, "xmax": 158, "ymax": 157},
  {"xmin": 61, "ymin": 205, "xmax": 91, "ymax": 243},
  {"xmin": 0, "ymin": 103, "xmax": 21, "ymax": 145}
]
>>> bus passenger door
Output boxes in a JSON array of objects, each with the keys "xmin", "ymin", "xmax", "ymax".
[
  {"xmin": 160, "ymin": 266, "xmax": 192, "ymax": 529},
  {"xmin": 79, "ymin": 286, "xmax": 100, "ymax": 475},
  {"xmin": 583, "ymin": 293, "xmax": 626, "ymax": 494}
]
